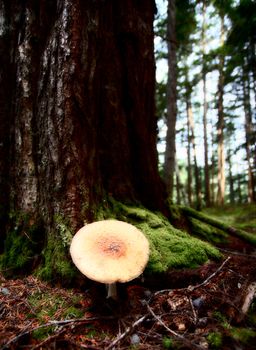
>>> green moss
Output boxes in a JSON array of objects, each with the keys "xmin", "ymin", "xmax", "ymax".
[
  {"xmin": 32, "ymin": 326, "xmax": 54, "ymax": 341},
  {"xmin": 211, "ymin": 311, "xmax": 256, "ymax": 346},
  {"xmin": 1, "ymin": 200, "xmax": 224, "ymax": 281},
  {"xmin": 63, "ymin": 306, "xmax": 84, "ymax": 319},
  {"xmin": 181, "ymin": 206, "xmax": 256, "ymax": 246},
  {"xmin": 0, "ymin": 213, "xmax": 44, "ymax": 276},
  {"xmin": 207, "ymin": 332, "xmax": 223, "ymax": 349},
  {"xmin": 230, "ymin": 327, "xmax": 256, "ymax": 345},
  {"xmin": 204, "ymin": 204, "xmax": 256, "ymax": 229},
  {"xmin": 28, "ymin": 289, "xmax": 84, "ymax": 324},
  {"xmin": 55, "ymin": 214, "xmax": 73, "ymax": 248},
  {"xmin": 95, "ymin": 200, "xmax": 221, "ymax": 273},
  {"xmin": 35, "ymin": 215, "xmax": 78, "ymax": 282},
  {"xmin": 36, "ymin": 235, "xmax": 77, "ymax": 282},
  {"xmin": 188, "ymin": 217, "xmax": 229, "ymax": 244}
]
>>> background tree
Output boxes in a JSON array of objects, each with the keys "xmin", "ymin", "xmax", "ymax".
[
  {"xmin": 216, "ymin": 16, "xmax": 226, "ymax": 205},
  {"xmin": 163, "ymin": 0, "xmax": 177, "ymax": 199},
  {"xmin": 225, "ymin": 0, "xmax": 256, "ymax": 202},
  {"xmin": 201, "ymin": 0, "xmax": 211, "ymax": 207}
]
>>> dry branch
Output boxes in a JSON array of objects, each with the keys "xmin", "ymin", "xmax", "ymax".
[
  {"xmin": 188, "ymin": 256, "xmax": 231, "ymax": 291},
  {"xmin": 154, "ymin": 256, "xmax": 231, "ymax": 297},
  {"xmin": 147, "ymin": 304, "xmax": 204, "ymax": 350},
  {"xmin": 105, "ymin": 314, "xmax": 148, "ymax": 350}
]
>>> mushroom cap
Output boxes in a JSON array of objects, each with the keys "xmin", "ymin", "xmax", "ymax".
[{"xmin": 70, "ymin": 220, "xmax": 149, "ymax": 284}]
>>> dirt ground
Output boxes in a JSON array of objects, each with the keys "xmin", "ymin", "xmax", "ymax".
[{"xmin": 1, "ymin": 238, "xmax": 256, "ymax": 350}]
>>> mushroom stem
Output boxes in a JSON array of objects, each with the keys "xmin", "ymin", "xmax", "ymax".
[{"xmin": 106, "ymin": 283, "xmax": 117, "ymax": 300}]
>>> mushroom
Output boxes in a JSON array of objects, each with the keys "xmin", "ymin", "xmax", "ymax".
[{"xmin": 70, "ymin": 220, "xmax": 150, "ymax": 300}]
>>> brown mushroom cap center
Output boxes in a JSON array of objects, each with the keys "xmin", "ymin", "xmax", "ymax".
[{"xmin": 96, "ymin": 236, "xmax": 127, "ymax": 258}]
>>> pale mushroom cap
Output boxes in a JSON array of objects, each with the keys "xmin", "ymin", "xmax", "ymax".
[{"xmin": 70, "ymin": 220, "xmax": 150, "ymax": 284}]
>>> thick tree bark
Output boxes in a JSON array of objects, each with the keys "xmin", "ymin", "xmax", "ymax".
[
  {"xmin": 0, "ymin": 0, "xmax": 167, "ymax": 275},
  {"xmin": 163, "ymin": 0, "xmax": 177, "ymax": 200}
]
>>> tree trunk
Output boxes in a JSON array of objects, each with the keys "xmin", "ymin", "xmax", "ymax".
[
  {"xmin": 185, "ymin": 78, "xmax": 193, "ymax": 207},
  {"xmin": 163, "ymin": 0, "xmax": 177, "ymax": 199},
  {"xmin": 187, "ymin": 99, "xmax": 202, "ymax": 210},
  {"xmin": 210, "ymin": 122, "xmax": 216, "ymax": 205},
  {"xmin": 175, "ymin": 162, "xmax": 181, "ymax": 205},
  {"xmin": 201, "ymin": 0, "xmax": 210, "ymax": 207},
  {"xmin": 250, "ymin": 39, "xmax": 256, "ymax": 113},
  {"xmin": 242, "ymin": 62, "xmax": 256, "ymax": 203},
  {"xmin": 237, "ymin": 174, "xmax": 243, "ymax": 204},
  {"xmin": 186, "ymin": 115, "xmax": 193, "ymax": 207},
  {"xmin": 227, "ymin": 148, "xmax": 235, "ymax": 204},
  {"xmin": 0, "ymin": 1, "xmax": 12, "ymax": 243},
  {"xmin": 217, "ymin": 16, "xmax": 225, "ymax": 206},
  {"xmin": 0, "ymin": 0, "xmax": 167, "ymax": 277}
]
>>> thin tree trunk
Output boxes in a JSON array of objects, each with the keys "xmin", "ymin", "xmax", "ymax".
[
  {"xmin": 237, "ymin": 174, "xmax": 243, "ymax": 204},
  {"xmin": 175, "ymin": 162, "xmax": 181, "ymax": 205},
  {"xmin": 163, "ymin": 0, "xmax": 177, "ymax": 199},
  {"xmin": 250, "ymin": 39, "xmax": 256, "ymax": 112},
  {"xmin": 242, "ymin": 62, "xmax": 256, "ymax": 203},
  {"xmin": 184, "ymin": 66, "xmax": 193, "ymax": 206},
  {"xmin": 227, "ymin": 148, "xmax": 235, "ymax": 204},
  {"xmin": 217, "ymin": 16, "xmax": 225, "ymax": 206},
  {"xmin": 187, "ymin": 100, "xmax": 202, "ymax": 210},
  {"xmin": 186, "ymin": 100, "xmax": 193, "ymax": 206},
  {"xmin": 202, "ymin": 0, "xmax": 210, "ymax": 207},
  {"xmin": 210, "ymin": 122, "xmax": 216, "ymax": 205}
]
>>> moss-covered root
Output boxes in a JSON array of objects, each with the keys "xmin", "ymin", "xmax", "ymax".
[
  {"xmin": 100, "ymin": 200, "xmax": 221, "ymax": 274},
  {"xmin": 180, "ymin": 206, "xmax": 256, "ymax": 246}
]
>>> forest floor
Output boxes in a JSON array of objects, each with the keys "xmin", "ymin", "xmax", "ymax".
[{"xmin": 0, "ymin": 205, "xmax": 256, "ymax": 350}]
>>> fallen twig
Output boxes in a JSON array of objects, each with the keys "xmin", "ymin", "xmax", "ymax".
[
  {"xmin": 153, "ymin": 256, "xmax": 231, "ymax": 297},
  {"xmin": 188, "ymin": 256, "xmax": 231, "ymax": 291},
  {"xmin": 147, "ymin": 304, "xmax": 204, "ymax": 350},
  {"xmin": 188, "ymin": 296, "xmax": 197, "ymax": 324},
  {"xmin": 105, "ymin": 314, "xmax": 149, "ymax": 350}
]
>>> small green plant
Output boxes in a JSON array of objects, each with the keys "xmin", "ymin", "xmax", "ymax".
[
  {"xmin": 162, "ymin": 336, "xmax": 173, "ymax": 349},
  {"xmin": 207, "ymin": 331, "xmax": 223, "ymax": 349},
  {"xmin": 212, "ymin": 311, "xmax": 230, "ymax": 329},
  {"xmin": 63, "ymin": 306, "xmax": 84, "ymax": 319},
  {"xmin": 32, "ymin": 326, "xmax": 54, "ymax": 341}
]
